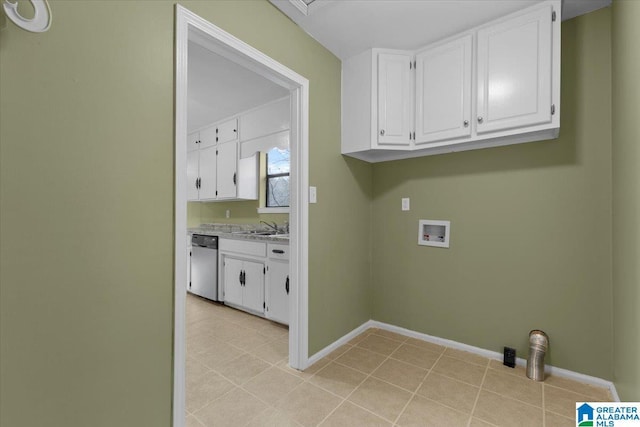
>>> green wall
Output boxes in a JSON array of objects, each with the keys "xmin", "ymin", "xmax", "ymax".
[
  {"xmin": 187, "ymin": 201, "xmax": 288, "ymax": 228},
  {"xmin": 0, "ymin": 1, "xmax": 372, "ymax": 426},
  {"xmin": 612, "ymin": 0, "xmax": 640, "ymax": 400},
  {"xmin": 371, "ymin": 9, "xmax": 613, "ymax": 379}
]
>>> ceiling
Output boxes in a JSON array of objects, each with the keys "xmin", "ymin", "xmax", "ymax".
[
  {"xmin": 188, "ymin": 41, "xmax": 289, "ymax": 133},
  {"xmin": 269, "ymin": 0, "xmax": 612, "ymax": 60}
]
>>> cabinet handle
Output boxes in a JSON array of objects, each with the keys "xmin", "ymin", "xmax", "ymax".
[
  {"xmin": 195, "ymin": 178, "xmax": 199, "ymax": 189},
  {"xmin": 239, "ymin": 270, "xmax": 243, "ymax": 285},
  {"xmin": 285, "ymin": 276, "xmax": 289, "ymax": 295},
  {"xmin": 379, "ymin": 129, "xmax": 385, "ymax": 136},
  {"xmin": 477, "ymin": 116, "xmax": 484, "ymax": 124},
  {"xmin": 272, "ymin": 249, "xmax": 285, "ymax": 254},
  {"xmin": 242, "ymin": 271, "xmax": 246, "ymax": 285},
  {"xmin": 233, "ymin": 173, "xmax": 237, "ymax": 185},
  {"xmin": 463, "ymin": 120, "xmax": 469, "ymax": 127}
]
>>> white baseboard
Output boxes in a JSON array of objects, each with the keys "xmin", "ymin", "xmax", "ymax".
[
  {"xmin": 307, "ymin": 319, "xmax": 619, "ymax": 401},
  {"xmin": 306, "ymin": 320, "xmax": 375, "ymax": 366}
]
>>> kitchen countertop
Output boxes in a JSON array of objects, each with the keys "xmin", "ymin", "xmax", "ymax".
[{"xmin": 188, "ymin": 223, "xmax": 289, "ymax": 244}]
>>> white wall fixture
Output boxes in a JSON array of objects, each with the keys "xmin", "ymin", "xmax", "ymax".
[
  {"xmin": 418, "ymin": 219, "xmax": 450, "ymax": 248},
  {"xmin": 3, "ymin": 0, "xmax": 51, "ymax": 33}
]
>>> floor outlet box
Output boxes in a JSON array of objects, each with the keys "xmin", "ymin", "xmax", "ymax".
[{"xmin": 503, "ymin": 346, "xmax": 516, "ymax": 368}]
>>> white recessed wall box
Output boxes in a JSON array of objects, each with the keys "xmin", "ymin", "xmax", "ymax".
[{"xmin": 418, "ymin": 219, "xmax": 450, "ymax": 248}]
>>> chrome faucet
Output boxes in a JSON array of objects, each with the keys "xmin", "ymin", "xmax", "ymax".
[{"xmin": 260, "ymin": 220, "xmax": 278, "ymax": 233}]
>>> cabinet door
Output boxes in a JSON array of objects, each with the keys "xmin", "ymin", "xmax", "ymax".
[
  {"xmin": 222, "ymin": 257, "xmax": 243, "ymax": 307},
  {"xmin": 216, "ymin": 141, "xmax": 238, "ymax": 199},
  {"xmin": 415, "ymin": 35, "xmax": 472, "ymax": 144},
  {"xmin": 198, "ymin": 146, "xmax": 217, "ymax": 200},
  {"xmin": 199, "ymin": 125, "xmax": 217, "ymax": 149},
  {"xmin": 242, "ymin": 260, "xmax": 265, "ymax": 314},
  {"xmin": 187, "ymin": 132, "xmax": 199, "ymax": 152},
  {"xmin": 377, "ymin": 52, "xmax": 413, "ymax": 146},
  {"xmin": 186, "ymin": 150, "xmax": 199, "ymax": 201},
  {"xmin": 217, "ymin": 118, "xmax": 238, "ymax": 144},
  {"xmin": 237, "ymin": 154, "xmax": 258, "ymax": 200},
  {"xmin": 476, "ymin": 5, "xmax": 553, "ymax": 134},
  {"xmin": 266, "ymin": 260, "xmax": 289, "ymax": 325}
]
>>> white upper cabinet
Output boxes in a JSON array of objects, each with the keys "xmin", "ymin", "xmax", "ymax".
[
  {"xmin": 198, "ymin": 146, "xmax": 218, "ymax": 200},
  {"xmin": 188, "ymin": 115, "xmax": 257, "ymax": 202},
  {"xmin": 415, "ymin": 34, "xmax": 472, "ymax": 145},
  {"xmin": 216, "ymin": 118, "xmax": 238, "ymax": 144},
  {"xmin": 476, "ymin": 4, "xmax": 553, "ymax": 134},
  {"xmin": 377, "ymin": 52, "xmax": 413, "ymax": 146},
  {"xmin": 199, "ymin": 125, "xmax": 218, "ymax": 149},
  {"xmin": 216, "ymin": 141, "xmax": 238, "ymax": 199},
  {"xmin": 187, "ymin": 132, "xmax": 200, "ymax": 152},
  {"xmin": 341, "ymin": 0, "xmax": 560, "ymax": 163},
  {"xmin": 187, "ymin": 150, "xmax": 199, "ymax": 201}
]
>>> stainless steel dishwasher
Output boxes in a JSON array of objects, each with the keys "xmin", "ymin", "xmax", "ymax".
[{"xmin": 189, "ymin": 234, "xmax": 218, "ymax": 301}]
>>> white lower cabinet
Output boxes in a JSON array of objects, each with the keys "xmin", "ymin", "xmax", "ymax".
[
  {"xmin": 219, "ymin": 239, "xmax": 289, "ymax": 324},
  {"xmin": 266, "ymin": 244, "xmax": 290, "ymax": 325},
  {"xmin": 222, "ymin": 255, "xmax": 265, "ymax": 315}
]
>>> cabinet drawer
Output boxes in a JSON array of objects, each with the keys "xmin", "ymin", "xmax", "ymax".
[
  {"xmin": 219, "ymin": 239, "xmax": 266, "ymax": 257},
  {"xmin": 267, "ymin": 243, "xmax": 289, "ymax": 261}
]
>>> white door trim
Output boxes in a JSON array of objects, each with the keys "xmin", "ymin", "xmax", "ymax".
[{"xmin": 174, "ymin": 5, "xmax": 309, "ymax": 426}]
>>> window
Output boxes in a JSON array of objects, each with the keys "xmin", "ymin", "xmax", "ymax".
[{"xmin": 266, "ymin": 147, "xmax": 290, "ymax": 207}]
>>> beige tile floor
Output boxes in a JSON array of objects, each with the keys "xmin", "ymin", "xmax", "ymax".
[{"xmin": 185, "ymin": 294, "xmax": 613, "ymax": 427}]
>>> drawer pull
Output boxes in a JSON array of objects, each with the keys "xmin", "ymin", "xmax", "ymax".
[{"xmin": 272, "ymin": 249, "xmax": 285, "ymax": 254}]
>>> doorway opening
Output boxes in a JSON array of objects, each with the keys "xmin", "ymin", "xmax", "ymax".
[{"xmin": 174, "ymin": 6, "xmax": 310, "ymax": 426}]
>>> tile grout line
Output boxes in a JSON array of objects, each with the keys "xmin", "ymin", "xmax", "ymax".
[
  {"xmin": 466, "ymin": 359, "xmax": 490, "ymax": 427},
  {"xmin": 189, "ymin": 299, "xmax": 609, "ymax": 426},
  {"xmin": 391, "ymin": 347, "xmax": 447, "ymax": 426},
  {"xmin": 315, "ymin": 338, "xmax": 412, "ymax": 426}
]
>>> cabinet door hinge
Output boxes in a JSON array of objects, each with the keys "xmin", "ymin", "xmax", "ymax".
[
  {"xmin": 551, "ymin": 104, "xmax": 556, "ymax": 115},
  {"xmin": 552, "ymin": 10, "xmax": 556, "ymax": 21}
]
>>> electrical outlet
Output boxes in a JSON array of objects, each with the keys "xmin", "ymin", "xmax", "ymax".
[
  {"xmin": 225, "ymin": 210, "xmax": 230, "ymax": 219},
  {"xmin": 503, "ymin": 347, "xmax": 516, "ymax": 368},
  {"xmin": 402, "ymin": 198, "xmax": 410, "ymax": 211}
]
